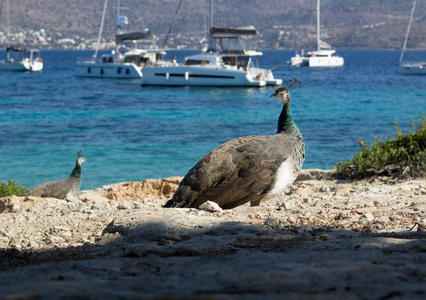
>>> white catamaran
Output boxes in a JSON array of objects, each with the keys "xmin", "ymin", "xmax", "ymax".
[
  {"xmin": 141, "ymin": 0, "xmax": 281, "ymax": 87},
  {"xmin": 399, "ymin": 0, "xmax": 426, "ymax": 75},
  {"xmin": 75, "ymin": 0, "xmax": 167, "ymax": 79},
  {"xmin": 291, "ymin": 0, "xmax": 343, "ymax": 68},
  {"xmin": 141, "ymin": 26, "xmax": 282, "ymax": 87}
]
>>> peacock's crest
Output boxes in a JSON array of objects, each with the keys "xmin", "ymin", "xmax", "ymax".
[{"xmin": 284, "ymin": 77, "xmax": 302, "ymax": 91}]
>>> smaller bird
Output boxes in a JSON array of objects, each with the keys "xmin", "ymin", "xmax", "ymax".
[
  {"xmin": 164, "ymin": 79, "xmax": 304, "ymax": 209},
  {"xmin": 26, "ymin": 151, "xmax": 86, "ymax": 200}
]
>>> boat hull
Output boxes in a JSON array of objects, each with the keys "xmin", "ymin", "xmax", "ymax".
[
  {"xmin": 399, "ymin": 63, "xmax": 426, "ymax": 75},
  {"xmin": 308, "ymin": 56, "xmax": 344, "ymax": 67},
  {"xmin": 291, "ymin": 56, "xmax": 343, "ymax": 67},
  {"xmin": 141, "ymin": 66, "xmax": 270, "ymax": 87},
  {"xmin": 75, "ymin": 62, "xmax": 142, "ymax": 79},
  {"xmin": 0, "ymin": 60, "xmax": 43, "ymax": 71}
]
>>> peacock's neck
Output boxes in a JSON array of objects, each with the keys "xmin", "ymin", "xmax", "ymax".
[
  {"xmin": 277, "ymin": 102, "xmax": 300, "ymax": 134},
  {"xmin": 71, "ymin": 162, "xmax": 82, "ymax": 178}
]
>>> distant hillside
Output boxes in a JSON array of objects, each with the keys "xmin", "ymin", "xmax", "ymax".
[{"xmin": 0, "ymin": 0, "xmax": 425, "ymax": 49}]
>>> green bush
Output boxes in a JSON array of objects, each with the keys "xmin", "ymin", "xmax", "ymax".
[
  {"xmin": 0, "ymin": 180, "xmax": 29, "ymax": 197},
  {"xmin": 334, "ymin": 113, "xmax": 426, "ymax": 179}
]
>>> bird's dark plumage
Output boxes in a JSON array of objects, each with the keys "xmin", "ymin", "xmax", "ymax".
[
  {"xmin": 164, "ymin": 79, "xmax": 304, "ymax": 209},
  {"xmin": 26, "ymin": 151, "xmax": 86, "ymax": 200}
]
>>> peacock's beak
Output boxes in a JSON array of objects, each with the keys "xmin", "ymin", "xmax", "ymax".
[{"xmin": 269, "ymin": 93, "xmax": 275, "ymax": 98}]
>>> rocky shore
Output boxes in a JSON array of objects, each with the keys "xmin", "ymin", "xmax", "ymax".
[{"xmin": 1, "ymin": 170, "xmax": 426, "ymax": 299}]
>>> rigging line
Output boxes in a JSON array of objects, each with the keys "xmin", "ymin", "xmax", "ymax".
[
  {"xmin": 269, "ymin": 60, "xmax": 290, "ymax": 70},
  {"xmin": 94, "ymin": 0, "xmax": 109, "ymax": 62},
  {"xmin": 400, "ymin": 0, "xmax": 416, "ymax": 63},
  {"xmin": 162, "ymin": 0, "xmax": 183, "ymax": 49}
]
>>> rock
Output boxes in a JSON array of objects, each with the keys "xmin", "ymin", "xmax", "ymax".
[
  {"xmin": 94, "ymin": 177, "xmax": 183, "ymax": 201},
  {"xmin": 264, "ymin": 217, "xmax": 281, "ymax": 229},
  {"xmin": 282, "ymin": 201, "xmax": 296, "ymax": 210},
  {"xmin": 354, "ymin": 208, "xmax": 364, "ymax": 215},
  {"xmin": 199, "ymin": 201, "xmax": 223, "ymax": 213},
  {"xmin": 376, "ymin": 216, "xmax": 389, "ymax": 224},
  {"xmin": 295, "ymin": 169, "xmax": 332, "ymax": 181},
  {"xmin": 319, "ymin": 233, "xmax": 331, "ymax": 241},
  {"xmin": 117, "ymin": 204, "xmax": 130, "ymax": 210},
  {"xmin": 361, "ymin": 213, "xmax": 374, "ymax": 222}
]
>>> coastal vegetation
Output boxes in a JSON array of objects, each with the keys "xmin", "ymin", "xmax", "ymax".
[
  {"xmin": 334, "ymin": 113, "xmax": 426, "ymax": 179},
  {"xmin": 0, "ymin": 180, "xmax": 28, "ymax": 197}
]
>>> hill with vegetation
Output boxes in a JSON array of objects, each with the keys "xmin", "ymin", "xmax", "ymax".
[{"xmin": 0, "ymin": 0, "xmax": 425, "ymax": 49}]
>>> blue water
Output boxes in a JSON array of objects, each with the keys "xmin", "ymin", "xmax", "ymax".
[{"xmin": 0, "ymin": 49, "xmax": 425, "ymax": 190}]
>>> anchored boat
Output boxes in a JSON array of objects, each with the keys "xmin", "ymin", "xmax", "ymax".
[{"xmin": 141, "ymin": 26, "xmax": 282, "ymax": 87}]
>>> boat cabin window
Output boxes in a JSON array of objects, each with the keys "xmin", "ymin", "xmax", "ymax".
[
  {"xmin": 185, "ymin": 59, "xmax": 210, "ymax": 66},
  {"xmin": 223, "ymin": 56, "xmax": 249, "ymax": 70},
  {"xmin": 125, "ymin": 55, "xmax": 149, "ymax": 65},
  {"xmin": 102, "ymin": 56, "xmax": 114, "ymax": 63},
  {"xmin": 222, "ymin": 56, "xmax": 236, "ymax": 66},
  {"xmin": 210, "ymin": 36, "xmax": 256, "ymax": 54},
  {"xmin": 156, "ymin": 53, "xmax": 163, "ymax": 61}
]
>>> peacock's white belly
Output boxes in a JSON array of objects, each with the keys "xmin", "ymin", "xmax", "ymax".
[{"xmin": 266, "ymin": 158, "xmax": 298, "ymax": 198}]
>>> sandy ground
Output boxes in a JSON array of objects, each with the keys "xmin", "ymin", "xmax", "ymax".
[{"xmin": 0, "ymin": 170, "xmax": 426, "ymax": 299}]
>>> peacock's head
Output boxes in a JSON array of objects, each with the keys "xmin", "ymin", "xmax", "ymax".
[
  {"xmin": 77, "ymin": 150, "xmax": 86, "ymax": 165},
  {"xmin": 270, "ymin": 78, "xmax": 301, "ymax": 104}
]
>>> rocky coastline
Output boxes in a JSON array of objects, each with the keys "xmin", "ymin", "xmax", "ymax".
[{"xmin": 0, "ymin": 169, "xmax": 425, "ymax": 299}]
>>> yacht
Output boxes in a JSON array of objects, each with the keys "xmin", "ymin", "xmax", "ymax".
[
  {"xmin": 0, "ymin": 46, "xmax": 43, "ymax": 72},
  {"xmin": 399, "ymin": 0, "xmax": 426, "ymax": 75},
  {"xmin": 141, "ymin": 26, "xmax": 282, "ymax": 87},
  {"xmin": 75, "ymin": 30, "xmax": 167, "ymax": 79},
  {"xmin": 75, "ymin": 0, "xmax": 167, "ymax": 79},
  {"xmin": 291, "ymin": 0, "xmax": 343, "ymax": 68}
]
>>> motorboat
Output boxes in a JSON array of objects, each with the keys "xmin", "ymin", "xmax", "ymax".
[
  {"xmin": 399, "ymin": 0, "xmax": 426, "ymax": 75},
  {"xmin": 0, "ymin": 0, "xmax": 43, "ymax": 72},
  {"xmin": 291, "ymin": 0, "xmax": 343, "ymax": 68},
  {"xmin": 141, "ymin": 26, "xmax": 282, "ymax": 87},
  {"xmin": 0, "ymin": 46, "xmax": 43, "ymax": 72}
]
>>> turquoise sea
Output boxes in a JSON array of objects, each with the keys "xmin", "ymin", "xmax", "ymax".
[{"xmin": 0, "ymin": 49, "xmax": 425, "ymax": 190}]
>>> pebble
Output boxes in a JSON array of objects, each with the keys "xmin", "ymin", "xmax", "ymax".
[
  {"xmin": 117, "ymin": 204, "xmax": 130, "ymax": 210},
  {"xmin": 264, "ymin": 217, "xmax": 281, "ymax": 229},
  {"xmin": 376, "ymin": 216, "xmax": 389, "ymax": 224},
  {"xmin": 282, "ymin": 201, "xmax": 296, "ymax": 210},
  {"xmin": 361, "ymin": 213, "xmax": 374, "ymax": 222},
  {"xmin": 354, "ymin": 208, "xmax": 364, "ymax": 215},
  {"xmin": 320, "ymin": 234, "xmax": 331, "ymax": 241}
]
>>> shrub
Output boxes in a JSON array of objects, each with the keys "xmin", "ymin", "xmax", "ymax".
[
  {"xmin": 334, "ymin": 113, "xmax": 426, "ymax": 179},
  {"xmin": 0, "ymin": 180, "xmax": 29, "ymax": 197}
]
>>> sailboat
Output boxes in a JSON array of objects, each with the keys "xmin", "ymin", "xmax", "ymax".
[
  {"xmin": 75, "ymin": 0, "xmax": 167, "ymax": 79},
  {"xmin": 291, "ymin": 0, "xmax": 343, "ymax": 68},
  {"xmin": 399, "ymin": 0, "xmax": 426, "ymax": 75},
  {"xmin": 0, "ymin": 0, "xmax": 43, "ymax": 72}
]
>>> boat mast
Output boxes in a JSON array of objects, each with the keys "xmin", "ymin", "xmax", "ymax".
[
  {"xmin": 94, "ymin": 0, "xmax": 109, "ymax": 62},
  {"xmin": 6, "ymin": 0, "xmax": 9, "ymax": 44},
  {"xmin": 210, "ymin": 0, "xmax": 214, "ymax": 29},
  {"xmin": 116, "ymin": 0, "xmax": 120, "ymax": 55},
  {"xmin": 400, "ymin": 0, "xmax": 416, "ymax": 63},
  {"xmin": 316, "ymin": 0, "xmax": 320, "ymax": 52}
]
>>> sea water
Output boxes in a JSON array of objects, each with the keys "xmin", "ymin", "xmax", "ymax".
[{"xmin": 0, "ymin": 49, "xmax": 425, "ymax": 190}]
